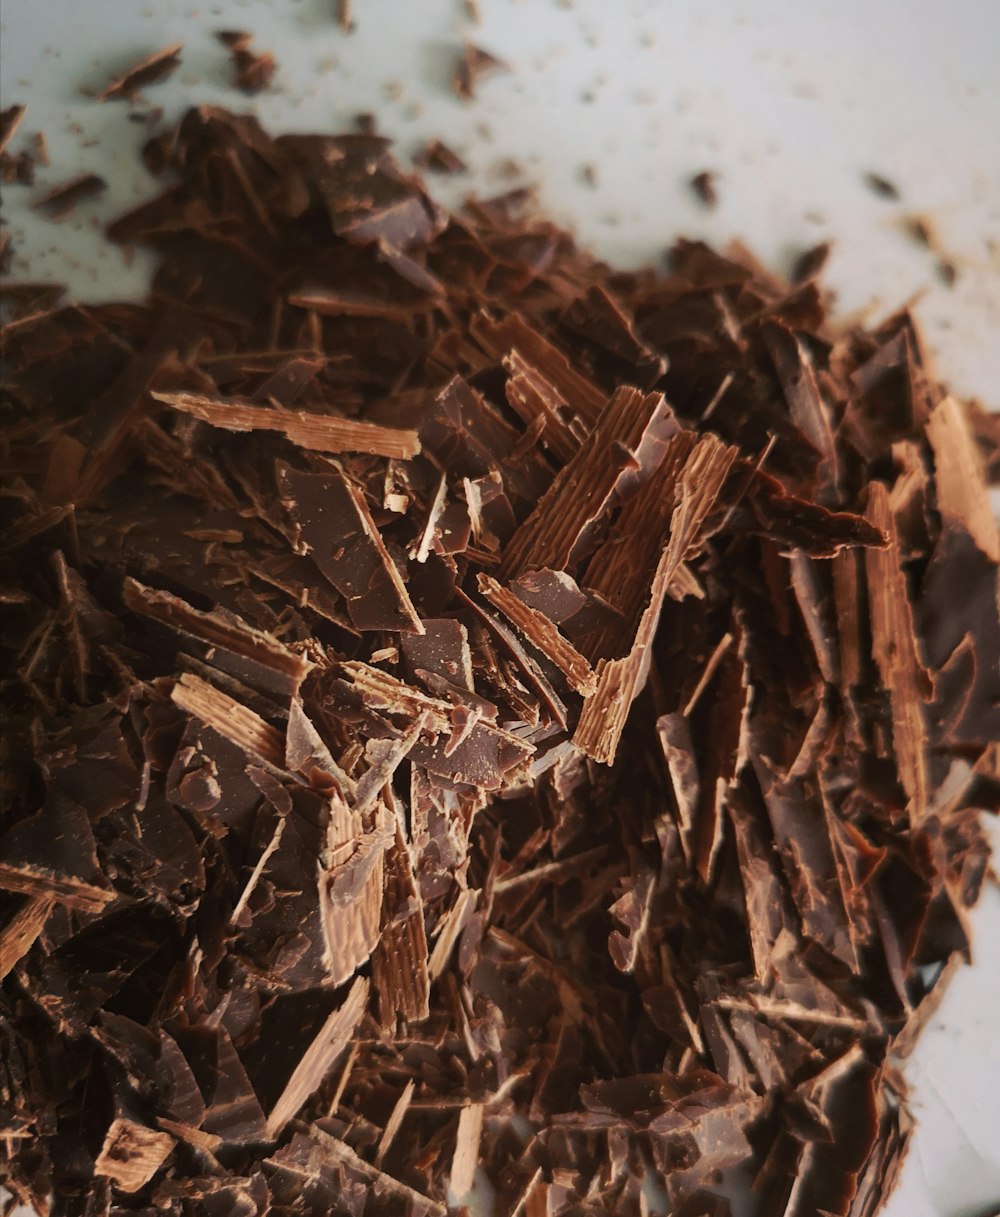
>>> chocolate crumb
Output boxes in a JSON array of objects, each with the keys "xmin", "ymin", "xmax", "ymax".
[
  {"xmin": 691, "ymin": 170, "xmax": 718, "ymax": 208},
  {"xmin": 864, "ymin": 170, "xmax": 901, "ymax": 200}
]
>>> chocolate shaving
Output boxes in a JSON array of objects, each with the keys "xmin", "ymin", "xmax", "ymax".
[
  {"xmin": 0, "ymin": 102, "xmax": 26, "ymax": 153},
  {"xmin": 32, "ymin": 172, "xmax": 107, "ymax": 220},
  {"xmin": 2, "ymin": 100, "xmax": 997, "ymax": 1217},
  {"xmin": 96, "ymin": 43, "xmax": 183, "ymax": 102}
]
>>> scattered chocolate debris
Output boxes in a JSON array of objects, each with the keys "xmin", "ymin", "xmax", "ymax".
[
  {"xmin": 96, "ymin": 43, "xmax": 183, "ymax": 102},
  {"xmin": 864, "ymin": 171, "xmax": 901, "ymax": 201},
  {"xmin": 1, "ymin": 101, "xmax": 997, "ymax": 1217},
  {"xmin": 31, "ymin": 171, "xmax": 107, "ymax": 220},
  {"xmin": 453, "ymin": 43, "xmax": 508, "ymax": 100},
  {"xmin": 691, "ymin": 169, "xmax": 718, "ymax": 208}
]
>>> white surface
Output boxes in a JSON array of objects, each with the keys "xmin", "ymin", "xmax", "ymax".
[{"xmin": 2, "ymin": 2, "xmax": 999, "ymax": 1215}]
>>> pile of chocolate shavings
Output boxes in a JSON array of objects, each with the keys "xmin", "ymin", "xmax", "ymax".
[{"xmin": 1, "ymin": 105, "xmax": 998, "ymax": 1217}]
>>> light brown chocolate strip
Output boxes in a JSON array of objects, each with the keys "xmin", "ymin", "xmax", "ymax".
[{"xmin": 154, "ymin": 390, "xmax": 421, "ymax": 458}]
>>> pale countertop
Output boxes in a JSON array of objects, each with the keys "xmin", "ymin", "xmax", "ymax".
[{"xmin": 2, "ymin": 2, "xmax": 999, "ymax": 1215}]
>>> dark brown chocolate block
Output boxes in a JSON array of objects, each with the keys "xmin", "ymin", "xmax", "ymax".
[{"xmin": 1, "ymin": 103, "xmax": 997, "ymax": 1217}]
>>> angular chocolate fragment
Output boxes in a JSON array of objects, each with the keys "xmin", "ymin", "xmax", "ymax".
[
  {"xmin": 452, "ymin": 43, "xmax": 507, "ymax": 99},
  {"xmin": 154, "ymin": 390, "xmax": 420, "ymax": 458}
]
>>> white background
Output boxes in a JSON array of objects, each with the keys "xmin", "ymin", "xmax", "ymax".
[{"xmin": 1, "ymin": 2, "xmax": 998, "ymax": 1214}]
